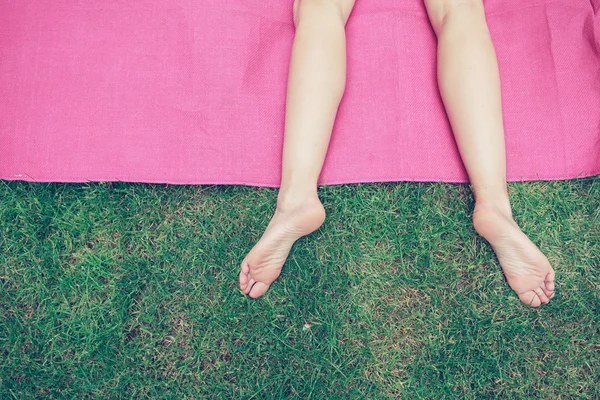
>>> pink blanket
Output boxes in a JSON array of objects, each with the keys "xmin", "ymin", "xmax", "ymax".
[{"xmin": 1, "ymin": 0, "xmax": 598, "ymax": 187}]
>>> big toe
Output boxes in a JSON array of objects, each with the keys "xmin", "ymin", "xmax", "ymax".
[{"xmin": 249, "ymin": 282, "xmax": 271, "ymax": 299}]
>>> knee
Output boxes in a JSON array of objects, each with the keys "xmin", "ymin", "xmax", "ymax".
[
  {"xmin": 424, "ymin": 0, "xmax": 484, "ymax": 33},
  {"xmin": 293, "ymin": 0, "xmax": 355, "ymax": 27}
]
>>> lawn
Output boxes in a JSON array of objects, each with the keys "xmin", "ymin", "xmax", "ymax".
[{"xmin": 1, "ymin": 177, "xmax": 598, "ymax": 399}]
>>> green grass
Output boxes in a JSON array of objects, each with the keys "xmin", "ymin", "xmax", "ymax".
[{"xmin": 0, "ymin": 177, "xmax": 598, "ymax": 399}]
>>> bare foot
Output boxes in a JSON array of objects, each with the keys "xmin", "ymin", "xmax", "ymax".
[
  {"xmin": 239, "ymin": 195, "xmax": 326, "ymax": 298},
  {"xmin": 473, "ymin": 202, "xmax": 555, "ymax": 307}
]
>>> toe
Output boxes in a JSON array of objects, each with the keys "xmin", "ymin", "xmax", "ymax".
[
  {"xmin": 519, "ymin": 291, "xmax": 542, "ymax": 308},
  {"xmin": 542, "ymin": 281, "xmax": 555, "ymax": 299},
  {"xmin": 239, "ymin": 270, "xmax": 248, "ymax": 287},
  {"xmin": 243, "ymin": 278, "xmax": 256, "ymax": 295},
  {"xmin": 239, "ymin": 260, "xmax": 250, "ymax": 290},
  {"xmin": 534, "ymin": 287, "xmax": 550, "ymax": 304},
  {"xmin": 544, "ymin": 267, "xmax": 555, "ymax": 293},
  {"xmin": 241, "ymin": 259, "xmax": 250, "ymax": 274},
  {"xmin": 249, "ymin": 282, "xmax": 271, "ymax": 299}
]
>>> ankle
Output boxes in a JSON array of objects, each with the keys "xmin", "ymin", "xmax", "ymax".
[
  {"xmin": 276, "ymin": 188, "xmax": 320, "ymax": 213},
  {"xmin": 473, "ymin": 186, "xmax": 512, "ymax": 217},
  {"xmin": 474, "ymin": 199, "xmax": 512, "ymax": 219},
  {"xmin": 472, "ymin": 199, "xmax": 516, "ymax": 240}
]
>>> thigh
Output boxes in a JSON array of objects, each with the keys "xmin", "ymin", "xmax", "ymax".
[
  {"xmin": 423, "ymin": 0, "xmax": 484, "ymax": 33},
  {"xmin": 293, "ymin": 0, "xmax": 357, "ymax": 26}
]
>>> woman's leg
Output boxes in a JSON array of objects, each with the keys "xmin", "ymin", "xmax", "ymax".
[
  {"xmin": 424, "ymin": 0, "xmax": 555, "ymax": 307},
  {"xmin": 240, "ymin": 0, "xmax": 356, "ymax": 298}
]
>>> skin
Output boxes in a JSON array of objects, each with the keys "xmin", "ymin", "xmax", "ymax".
[{"xmin": 240, "ymin": 0, "xmax": 556, "ymax": 307}]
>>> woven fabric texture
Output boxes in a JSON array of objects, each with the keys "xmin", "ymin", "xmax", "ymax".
[{"xmin": 0, "ymin": 0, "xmax": 598, "ymax": 186}]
